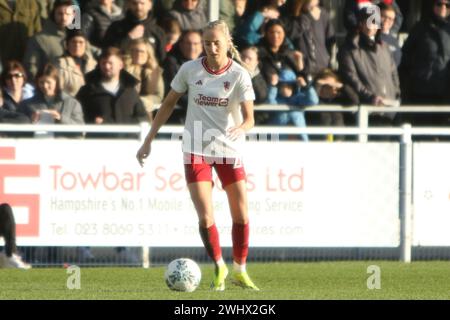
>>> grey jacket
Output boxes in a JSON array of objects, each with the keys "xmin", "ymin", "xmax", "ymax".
[
  {"xmin": 23, "ymin": 19, "xmax": 66, "ymax": 79},
  {"xmin": 168, "ymin": 0, "xmax": 207, "ymax": 31},
  {"xmin": 338, "ymin": 33, "xmax": 400, "ymax": 104},
  {"xmin": 19, "ymin": 91, "xmax": 84, "ymax": 125}
]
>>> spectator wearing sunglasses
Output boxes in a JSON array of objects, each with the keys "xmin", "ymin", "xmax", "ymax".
[
  {"xmin": 0, "ymin": 61, "xmax": 34, "ymax": 124},
  {"xmin": 398, "ymin": 0, "xmax": 450, "ymax": 127}
]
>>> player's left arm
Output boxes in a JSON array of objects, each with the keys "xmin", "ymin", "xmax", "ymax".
[{"xmin": 227, "ymin": 100, "xmax": 255, "ymax": 141}]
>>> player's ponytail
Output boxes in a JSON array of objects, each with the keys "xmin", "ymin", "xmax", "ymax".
[{"xmin": 205, "ymin": 20, "xmax": 250, "ymax": 72}]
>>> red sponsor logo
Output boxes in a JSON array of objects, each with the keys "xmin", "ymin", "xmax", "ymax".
[{"xmin": 0, "ymin": 147, "xmax": 40, "ymax": 236}]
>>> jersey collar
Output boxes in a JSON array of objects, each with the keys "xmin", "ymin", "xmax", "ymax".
[{"xmin": 202, "ymin": 57, "xmax": 233, "ymax": 75}]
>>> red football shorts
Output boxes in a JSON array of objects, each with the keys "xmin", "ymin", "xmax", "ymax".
[{"xmin": 183, "ymin": 153, "xmax": 246, "ymax": 188}]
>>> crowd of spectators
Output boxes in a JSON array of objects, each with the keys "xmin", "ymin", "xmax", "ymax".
[
  {"xmin": 1, "ymin": 0, "xmax": 450, "ymax": 134},
  {"xmin": 1, "ymin": 0, "xmax": 450, "ymax": 264}
]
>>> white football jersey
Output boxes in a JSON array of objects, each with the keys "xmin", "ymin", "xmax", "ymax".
[{"xmin": 171, "ymin": 57, "xmax": 255, "ymax": 158}]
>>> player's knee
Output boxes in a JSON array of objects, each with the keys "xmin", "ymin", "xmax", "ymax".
[
  {"xmin": 198, "ymin": 216, "xmax": 215, "ymax": 228},
  {"xmin": 233, "ymin": 217, "xmax": 249, "ymax": 225}
]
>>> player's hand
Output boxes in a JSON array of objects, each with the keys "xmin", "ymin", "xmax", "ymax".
[
  {"xmin": 373, "ymin": 96, "xmax": 385, "ymax": 106},
  {"xmin": 270, "ymin": 73, "xmax": 279, "ymax": 86},
  {"xmin": 297, "ymin": 76, "xmax": 307, "ymax": 88},
  {"xmin": 293, "ymin": 51, "xmax": 304, "ymax": 71},
  {"xmin": 226, "ymin": 126, "xmax": 245, "ymax": 141},
  {"xmin": 136, "ymin": 142, "xmax": 151, "ymax": 168}
]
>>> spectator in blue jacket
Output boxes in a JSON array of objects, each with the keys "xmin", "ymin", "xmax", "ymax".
[{"xmin": 267, "ymin": 68, "xmax": 319, "ymax": 141}]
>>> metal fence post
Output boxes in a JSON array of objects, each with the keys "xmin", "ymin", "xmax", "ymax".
[
  {"xmin": 142, "ymin": 247, "xmax": 150, "ymax": 269},
  {"xmin": 140, "ymin": 121, "xmax": 150, "ymax": 143},
  {"xmin": 208, "ymin": 0, "xmax": 220, "ymax": 22},
  {"xmin": 357, "ymin": 106, "xmax": 368, "ymax": 142},
  {"xmin": 139, "ymin": 121, "xmax": 151, "ymax": 268},
  {"xmin": 399, "ymin": 124, "xmax": 413, "ymax": 263}
]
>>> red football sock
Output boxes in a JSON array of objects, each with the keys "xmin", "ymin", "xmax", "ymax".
[
  {"xmin": 232, "ymin": 222, "xmax": 249, "ymax": 265},
  {"xmin": 199, "ymin": 224, "xmax": 222, "ymax": 262}
]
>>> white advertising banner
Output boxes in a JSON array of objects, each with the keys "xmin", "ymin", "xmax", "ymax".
[
  {"xmin": 413, "ymin": 143, "xmax": 450, "ymax": 246},
  {"xmin": 0, "ymin": 140, "xmax": 399, "ymax": 247}
]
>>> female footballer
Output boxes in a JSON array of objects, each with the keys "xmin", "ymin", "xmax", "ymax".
[{"xmin": 137, "ymin": 20, "xmax": 258, "ymax": 291}]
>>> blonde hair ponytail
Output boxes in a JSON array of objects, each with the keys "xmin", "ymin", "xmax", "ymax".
[{"xmin": 204, "ymin": 20, "xmax": 250, "ymax": 72}]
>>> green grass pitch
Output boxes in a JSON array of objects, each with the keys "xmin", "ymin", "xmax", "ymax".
[{"xmin": 1, "ymin": 262, "xmax": 450, "ymax": 300}]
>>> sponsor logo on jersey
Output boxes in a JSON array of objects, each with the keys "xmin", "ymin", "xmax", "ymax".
[
  {"xmin": 195, "ymin": 80, "xmax": 203, "ymax": 86},
  {"xmin": 194, "ymin": 94, "xmax": 229, "ymax": 107}
]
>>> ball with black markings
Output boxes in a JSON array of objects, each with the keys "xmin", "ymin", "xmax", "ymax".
[{"xmin": 165, "ymin": 258, "xmax": 202, "ymax": 292}]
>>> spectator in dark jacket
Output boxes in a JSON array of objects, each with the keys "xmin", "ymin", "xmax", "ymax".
[
  {"xmin": 338, "ymin": 7, "xmax": 400, "ymax": 126},
  {"xmin": 398, "ymin": 0, "xmax": 450, "ymax": 127},
  {"xmin": 81, "ymin": 0, "xmax": 124, "ymax": 53},
  {"xmin": 162, "ymin": 30, "xmax": 203, "ymax": 123},
  {"xmin": 103, "ymin": 0, "xmax": 167, "ymax": 64},
  {"xmin": 241, "ymin": 46, "xmax": 268, "ymax": 105},
  {"xmin": 400, "ymin": 0, "xmax": 450, "ymax": 105},
  {"xmin": 0, "ymin": 61, "xmax": 33, "ymax": 124},
  {"xmin": 312, "ymin": 68, "xmax": 360, "ymax": 141},
  {"xmin": 77, "ymin": 47, "xmax": 148, "ymax": 135},
  {"xmin": 257, "ymin": 19, "xmax": 304, "ymax": 87},
  {"xmin": 379, "ymin": 2, "xmax": 402, "ymax": 67},
  {"xmin": 287, "ymin": 0, "xmax": 336, "ymax": 77},
  {"xmin": 343, "ymin": 0, "xmax": 403, "ymax": 36}
]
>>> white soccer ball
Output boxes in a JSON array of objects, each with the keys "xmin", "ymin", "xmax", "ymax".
[{"xmin": 165, "ymin": 258, "xmax": 202, "ymax": 292}]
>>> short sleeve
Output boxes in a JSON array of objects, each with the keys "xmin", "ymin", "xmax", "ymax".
[
  {"xmin": 237, "ymin": 69, "xmax": 256, "ymax": 102},
  {"xmin": 170, "ymin": 62, "xmax": 189, "ymax": 94}
]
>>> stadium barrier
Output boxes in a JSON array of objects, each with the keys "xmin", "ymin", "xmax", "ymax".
[{"xmin": 0, "ymin": 105, "xmax": 450, "ymax": 267}]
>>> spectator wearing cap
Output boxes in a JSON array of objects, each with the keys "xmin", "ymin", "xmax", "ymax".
[
  {"xmin": 344, "ymin": 0, "xmax": 403, "ymax": 36},
  {"xmin": 103, "ymin": 0, "xmax": 167, "ymax": 65},
  {"xmin": 0, "ymin": 0, "xmax": 42, "ymax": 65},
  {"xmin": 266, "ymin": 68, "xmax": 319, "ymax": 142},
  {"xmin": 56, "ymin": 30, "xmax": 97, "ymax": 97},
  {"xmin": 23, "ymin": 0, "xmax": 78, "ymax": 79},
  {"xmin": 398, "ymin": 0, "xmax": 450, "ymax": 127},
  {"xmin": 338, "ymin": 6, "xmax": 400, "ymax": 124}
]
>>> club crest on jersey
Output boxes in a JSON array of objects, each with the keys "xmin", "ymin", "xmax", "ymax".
[
  {"xmin": 195, "ymin": 80, "xmax": 203, "ymax": 86},
  {"xmin": 224, "ymin": 81, "xmax": 230, "ymax": 91}
]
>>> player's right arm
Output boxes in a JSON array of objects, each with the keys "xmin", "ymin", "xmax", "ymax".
[{"xmin": 136, "ymin": 89, "xmax": 184, "ymax": 167}]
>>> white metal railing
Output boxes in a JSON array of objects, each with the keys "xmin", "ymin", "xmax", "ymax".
[{"xmin": 253, "ymin": 104, "xmax": 450, "ymax": 142}]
